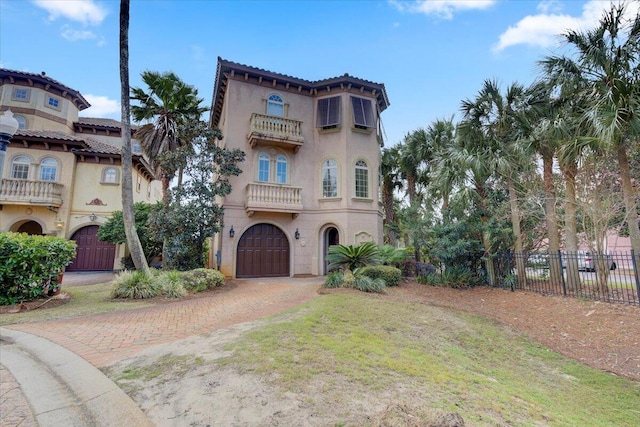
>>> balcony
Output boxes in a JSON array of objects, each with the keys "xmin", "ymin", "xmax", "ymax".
[
  {"xmin": 248, "ymin": 113, "xmax": 304, "ymax": 153},
  {"xmin": 0, "ymin": 179, "xmax": 63, "ymax": 211},
  {"xmin": 245, "ymin": 182, "xmax": 303, "ymax": 218}
]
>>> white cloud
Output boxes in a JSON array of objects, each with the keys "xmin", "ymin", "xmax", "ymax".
[
  {"xmin": 390, "ymin": 0, "xmax": 496, "ymax": 19},
  {"xmin": 83, "ymin": 95, "xmax": 120, "ymax": 117},
  {"xmin": 493, "ymin": 0, "xmax": 640, "ymax": 52},
  {"xmin": 60, "ymin": 24, "xmax": 96, "ymax": 41},
  {"xmin": 32, "ymin": 0, "xmax": 107, "ymax": 26}
]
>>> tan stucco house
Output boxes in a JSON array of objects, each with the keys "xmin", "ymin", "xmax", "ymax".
[
  {"xmin": 210, "ymin": 58, "xmax": 390, "ymax": 278},
  {"xmin": 0, "ymin": 69, "xmax": 160, "ymax": 271}
]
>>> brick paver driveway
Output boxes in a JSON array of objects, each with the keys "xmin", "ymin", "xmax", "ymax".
[{"xmin": 5, "ymin": 277, "xmax": 322, "ymax": 368}]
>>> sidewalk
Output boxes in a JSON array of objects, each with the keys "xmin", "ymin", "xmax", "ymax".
[{"xmin": 0, "ymin": 275, "xmax": 322, "ymax": 426}]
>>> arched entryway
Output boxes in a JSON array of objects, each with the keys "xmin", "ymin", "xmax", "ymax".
[
  {"xmin": 67, "ymin": 225, "xmax": 116, "ymax": 271},
  {"xmin": 323, "ymin": 226, "xmax": 339, "ymax": 274},
  {"xmin": 236, "ymin": 223, "xmax": 290, "ymax": 278},
  {"xmin": 16, "ymin": 221, "xmax": 43, "ymax": 235}
]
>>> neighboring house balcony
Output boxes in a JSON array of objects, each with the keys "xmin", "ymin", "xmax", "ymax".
[
  {"xmin": 248, "ymin": 113, "xmax": 304, "ymax": 153},
  {"xmin": 245, "ymin": 182, "xmax": 303, "ymax": 218},
  {"xmin": 0, "ymin": 178, "xmax": 63, "ymax": 211}
]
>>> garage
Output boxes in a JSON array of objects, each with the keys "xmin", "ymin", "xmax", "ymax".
[
  {"xmin": 67, "ymin": 225, "xmax": 116, "ymax": 271},
  {"xmin": 236, "ymin": 223, "xmax": 290, "ymax": 278}
]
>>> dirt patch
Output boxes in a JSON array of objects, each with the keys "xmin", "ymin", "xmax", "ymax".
[{"xmin": 0, "ymin": 292, "xmax": 72, "ymax": 314}]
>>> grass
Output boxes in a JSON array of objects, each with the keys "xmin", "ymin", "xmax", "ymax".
[
  {"xmin": 218, "ymin": 293, "xmax": 640, "ymax": 426},
  {"xmin": 0, "ymin": 283, "xmax": 152, "ymax": 326}
]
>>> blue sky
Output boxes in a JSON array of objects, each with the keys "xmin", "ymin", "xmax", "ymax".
[{"xmin": 1, "ymin": 0, "xmax": 637, "ymax": 147}]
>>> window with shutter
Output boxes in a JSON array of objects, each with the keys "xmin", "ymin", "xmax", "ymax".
[
  {"xmin": 316, "ymin": 96, "xmax": 341, "ymax": 129},
  {"xmin": 351, "ymin": 96, "xmax": 374, "ymax": 129}
]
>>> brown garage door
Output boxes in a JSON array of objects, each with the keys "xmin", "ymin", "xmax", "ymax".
[
  {"xmin": 236, "ymin": 224, "xmax": 289, "ymax": 278},
  {"xmin": 67, "ymin": 225, "xmax": 116, "ymax": 271}
]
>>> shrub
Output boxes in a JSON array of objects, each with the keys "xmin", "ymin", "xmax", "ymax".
[
  {"xmin": 327, "ymin": 242, "xmax": 380, "ymax": 272},
  {"xmin": 358, "ymin": 265, "xmax": 402, "ymax": 286},
  {"xmin": 111, "ymin": 270, "xmax": 160, "ymax": 299},
  {"xmin": 353, "ymin": 275, "xmax": 386, "ymax": 294},
  {"xmin": 0, "ymin": 232, "xmax": 76, "ymax": 305},
  {"xmin": 182, "ymin": 268, "xmax": 225, "ymax": 292},
  {"xmin": 323, "ymin": 271, "xmax": 344, "ymax": 288},
  {"xmin": 417, "ymin": 266, "xmax": 479, "ymax": 289},
  {"xmin": 156, "ymin": 270, "xmax": 187, "ymax": 298},
  {"xmin": 377, "ymin": 244, "xmax": 407, "ymax": 265}
]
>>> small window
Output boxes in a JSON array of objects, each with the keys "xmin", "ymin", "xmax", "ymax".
[
  {"xmin": 322, "ymin": 159, "xmax": 338, "ymax": 198},
  {"xmin": 317, "ymin": 96, "xmax": 341, "ymax": 129},
  {"xmin": 102, "ymin": 167, "xmax": 119, "ymax": 184},
  {"xmin": 136, "ymin": 175, "xmax": 142, "ymax": 192},
  {"xmin": 355, "ymin": 160, "xmax": 369, "ymax": 198},
  {"xmin": 15, "ymin": 115, "xmax": 26, "ymax": 130},
  {"xmin": 267, "ymin": 94, "xmax": 284, "ymax": 117},
  {"xmin": 351, "ymin": 96, "xmax": 374, "ymax": 129},
  {"xmin": 132, "ymin": 142, "xmax": 142, "ymax": 154},
  {"xmin": 147, "ymin": 183, "xmax": 151, "ymax": 199},
  {"xmin": 276, "ymin": 155, "xmax": 287, "ymax": 184},
  {"xmin": 39, "ymin": 158, "xmax": 58, "ymax": 181},
  {"xmin": 47, "ymin": 96, "xmax": 61, "ymax": 110},
  {"xmin": 258, "ymin": 153, "xmax": 270, "ymax": 182},
  {"xmin": 11, "ymin": 155, "xmax": 30, "ymax": 179},
  {"xmin": 12, "ymin": 88, "xmax": 30, "ymax": 102}
]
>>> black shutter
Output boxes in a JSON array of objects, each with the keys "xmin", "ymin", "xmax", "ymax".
[
  {"xmin": 351, "ymin": 97, "xmax": 374, "ymax": 128},
  {"xmin": 317, "ymin": 96, "xmax": 341, "ymax": 128}
]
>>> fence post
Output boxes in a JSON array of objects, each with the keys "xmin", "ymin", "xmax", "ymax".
[
  {"xmin": 632, "ymin": 249, "xmax": 640, "ymax": 305},
  {"xmin": 558, "ymin": 250, "xmax": 566, "ymax": 296}
]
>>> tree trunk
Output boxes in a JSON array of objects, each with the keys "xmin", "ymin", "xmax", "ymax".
[
  {"xmin": 543, "ymin": 153, "xmax": 562, "ymax": 285},
  {"xmin": 561, "ymin": 161, "xmax": 581, "ymax": 290},
  {"xmin": 507, "ymin": 177, "xmax": 526, "ymax": 287},
  {"xmin": 616, "ymin": 145, "xmax": 640, "ymax": 284},
  {"xmin": 120, "ymin": 0, "xmax": 150, "ymax": 274}
]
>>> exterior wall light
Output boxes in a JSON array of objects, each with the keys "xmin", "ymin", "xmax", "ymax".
[
  {"xmin": 55, "ymin": 219, "xmax": 64, "ymax": 230},
  {"xmin": 295, "ymin": 228, "xmax": 300, "ymax": 240},
  {"xmin": 229, "ymin": 225, "xmax": 235, "ymax": 238},
  {"xmin": 89, "ymin": 213, "xmax": 97, "ymax": 222}
]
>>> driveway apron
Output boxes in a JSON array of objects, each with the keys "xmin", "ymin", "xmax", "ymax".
[{"xmin": 4, "ymin": 277, "xmax": 322, "ymax": 368}]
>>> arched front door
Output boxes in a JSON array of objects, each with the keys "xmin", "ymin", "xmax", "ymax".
[
  {"xmin": 16, "ymin": 221, "xmax": 43, "ymax": 235},
  {"xmin": 236, "ymin": 224, "xmax": 289, "ymax": 278},
  {"xmin": 324, "ymin": 227, "xmax": 339, "ymax": 274},
  {"xmin": 67, "ymin": 225, "xmax": 116, "ymax": 271}
]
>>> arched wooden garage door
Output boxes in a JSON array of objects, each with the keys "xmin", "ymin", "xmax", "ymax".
[
  {"xmin": 236, "ymin": 224, "xmax": 289, "ymax": 278},
  {"xmin": 67, "ymin": 225, "xmax": 116, "ymax": 271}
]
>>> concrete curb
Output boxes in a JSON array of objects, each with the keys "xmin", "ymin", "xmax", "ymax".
[{"xmin": 0, "ymin": 328, "xmax": 153, "ymax": 427}]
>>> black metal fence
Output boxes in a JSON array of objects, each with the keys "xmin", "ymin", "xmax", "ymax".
[{"xmin": 493, "ymin": 251, "xmax": 640, "ymax": 306}]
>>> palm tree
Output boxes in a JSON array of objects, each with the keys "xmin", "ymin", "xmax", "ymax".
[
  {"xmin": 119, "ymin": 0, "xmax": 150, "ymax": 274},
  {"xmin": 131, "ymin": 71, "xmax": 207, "ymax": 198},
  {"xmin": 426, "ymin": 117, "xmax": 457, "ymax": 214},
  {"xmin": 380, "ymin": 146, "xmax": 402, "ymax": 245},
  {"xmin": 541, "ymin": 2, "xmax": 640, "ymax": 281}
]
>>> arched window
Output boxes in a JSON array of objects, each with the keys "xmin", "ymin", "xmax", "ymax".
[
  {"xmin": 266, "ymin": 94, "xmax": 284, "ymax": 117},
  {"xmin": 258, "ymin": 153, "xmax": 270, "ymax": 182},
  {"xmin": 102, "ymin": 167, "xmax": 119, "ymax": 184},
  {"xmin": 322, "ymin": 159, "xmax": 338, "ymax": 198},
  {"xmin": 15, "ymin": 115, "xmax": 27, "ymax": 130},
  {"xmin": 39, "ymin": 158, "xmax": 58, "ymax": 181},
  {"xmin": 276, "ymin": 155, "xmax": 287, "ymax": 184},
  {"xmin": 355, "ymin": 160, "xmax": 369, "ymax": 198},
  {"xmin": 11, "ymin": 155, "xmax": 30, "ymax": 179}
]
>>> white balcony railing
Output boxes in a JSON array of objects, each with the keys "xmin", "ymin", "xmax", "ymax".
[
  {"xmin": 248, "ymin": 113, "xmax": 304, "ymax": 152},
  {"xmin": 245, "ymin": 182, "xmax": 303, "ymax": 217},
  {"xmin": 0, "ymin": 178, "xmax": 63, "ymax": 208}
]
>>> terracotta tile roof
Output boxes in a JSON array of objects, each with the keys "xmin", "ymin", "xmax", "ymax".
[
  {"xmin": 77, "ymin": 117, "xmax": 124, "ymax": 129},
  {"xmin": 82, "ymin": 138, "xmax": 121, "ymax": 154},
  {"xmin": 211, "ymin": 57, "xmax": 390, "ymax": 127},
  {"xmin": 12, "ymin": 129, "xmax": 120, "ymax": 155},
  {"xmin": 0, "ymin": 68, "xmax": 90, "ymax": 110},
  {"xmin": 14, "ymin": 129, "xmax": 87, "ymax": 143}
]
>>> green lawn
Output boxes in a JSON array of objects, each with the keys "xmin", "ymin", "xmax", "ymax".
[{"xmin": 219, "ymin": 293, "xmax": 640, "ymax": 426}]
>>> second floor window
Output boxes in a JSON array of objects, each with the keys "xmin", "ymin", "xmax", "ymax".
[
  {"xmin": 355, "ymin": 160, "xmax": 369, "ymax": 198},
  {"xmin": 15, "ymin": 115, "xmax": 26, "ymax": 130},
  {"xmin": 39, "ymin": 158, "xmax": 58, "ymax": 181},
  {"xmin": 11, "ymin": 156, "xmax": 30, "ymax": 179},
  {"xmin": 267, "ymin": 94, "xmax": 284, "ymax": 117},
  {"xmin": 322, "ymin": 159, "xmax": 338, "ymax": 198},
  {"xmin": 102, "ymin": 167, "xmax": 118, "ymax": 184},
  {"xmin": 257, "ymin": 153, "xmax": 288, "ymax": 184}
]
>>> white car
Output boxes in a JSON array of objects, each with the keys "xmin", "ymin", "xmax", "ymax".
[{"xmin": 576, "ymin": 251, "xmax": 617, "ymax": 272}]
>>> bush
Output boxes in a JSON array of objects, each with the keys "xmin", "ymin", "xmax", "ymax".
[
  {"xmin": 111, "ymin": 270, "xmax": 160, "ymax": 299},
  {"xmin": 358, "ymin": 265, "xmax": 402, "ymax": 286},
  {"xmin": 323, "ymin": 271, "xmax": 344, "ymax": 288},
  {"xmin": 156, "ymin": 270, "xmax": 187, "ymax": 298},
  {"xmin": 417, "ymin": 266, "xmax": 479, "ymax": 289},
  {"xmin": 182, "ymin": 268, "xmax": 225, "ymax": 292},
  {"xmin": 0, "ymin": 232, "xmax": 76, "ymax": 305},
  {"xmin": 353, "ymin": 275, "xmax": 386, "ymax": 294}
]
